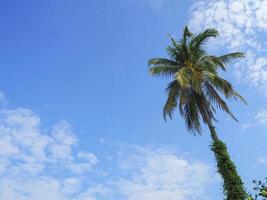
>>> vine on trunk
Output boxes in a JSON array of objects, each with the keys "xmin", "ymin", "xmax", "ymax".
[{"xmin": 211, "ymin": 140, "xmax": 247, "ymax": 200}]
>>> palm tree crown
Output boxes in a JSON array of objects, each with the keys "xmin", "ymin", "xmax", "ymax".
[{"xmin": 149, "ymin": 27, "xmax": 246, "ymax": 134}]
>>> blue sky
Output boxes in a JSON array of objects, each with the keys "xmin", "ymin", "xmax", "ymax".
[{"xmin": 0, "ymin": 0, "xmax": 267, "ymax": 199}]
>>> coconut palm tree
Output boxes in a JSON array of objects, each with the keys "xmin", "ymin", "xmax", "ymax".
[{"xmin": 149, "ymin": 27, "xmax": 247, "ymax": 200}]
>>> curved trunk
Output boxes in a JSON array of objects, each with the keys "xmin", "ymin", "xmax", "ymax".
[
  {"xmin": 208, "ymin": 124, "xmax": 247, "ymax": 200},
  {"xmin": 208, "ymin": 124, "xmax": 219, "ymax": 141}
]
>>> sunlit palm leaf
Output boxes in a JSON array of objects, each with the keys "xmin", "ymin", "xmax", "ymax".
[
  {"xmin": 150, "ymin": 65, "xmax": 179, "ymax": 78},
  {"xmin": 149, "ymin": 26, "xmax": 246, "ymax": 134}
]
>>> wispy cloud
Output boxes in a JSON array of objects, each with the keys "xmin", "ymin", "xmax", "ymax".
[
  {"xmin": 255, "ymin": 107, "xmax": 267, "ymax": 125},
  {"xmin": 189, "ymin": 0, "xmax": 267, "ymax": 91},
  {"xmin": 0, "ymin": 107, "xmax": 105, "ymax": 200},
  {"xmin": 0, "ymin": 93, "xmax": 216, "ymax": 200},
  {"xmin": 258, "ymin": 156, "xmax": 267, "ymax": 166},
  {"xmin": 238, "ymin": 107, "xmax": 267, "ymax": 131}
]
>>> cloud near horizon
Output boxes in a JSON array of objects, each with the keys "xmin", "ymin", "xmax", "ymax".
[
  {"xmin": 0, "ymin": 93, "xmax": 216, "ymax": 200},
  {"xmin": 0, "ymin": 3, "xmax": 223, "ymax": 197}
]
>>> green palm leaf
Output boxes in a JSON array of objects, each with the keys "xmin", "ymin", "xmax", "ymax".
[
  {"xmin": 218, "ymin": 52, "xmax": 245, "ymax": 66},
  {"xmin": 149, "ymin": 26, "xmax": 246, "ymax": 133},
  {"xmin": 148, "ymin": 58, "xmax": 179, "ymax": 66},
  {"xmin": 204, "ymin": 82, "xmax": 237, "ymax": 121},
  {"xmin": 190, "ymin": 28, "xmax": 218, "ymax": 50},
  {"xmin": 163, "ymin": 80, "xmax": 180, "ymax": 120},
  {"xmin": 149, "ymin": 65, "xmax": 179, "ymax": 78}
]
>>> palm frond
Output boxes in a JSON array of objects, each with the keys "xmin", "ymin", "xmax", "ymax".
[
  {"xmin": 204, "ymin": 82, "xmax": 238, "ymax": 121},
  {"xmin": 205, "ymin": 74, "xmax": 247, "ymax": 104},
  {"xmin": 189, "ymin": 46, "xmax": 207, "ymax": 64},
  {"xmin": 198, "ymin": 55, "xmax": 223, "ymax": 69},
  {"xmin": 163, "ymin": 81, "xmax": 180, "ymax": 120},
  {"xmin": 194, "ymin": 91, "xmax": 216, "ymax": 125},
  {"xmin": 184, "ymin": 100, "xmax": 202, "ymax": 134},
  {"xmin": 231, "ymin": 91, "xmax": 247, "ymax": 104},
  {"xmin": 197, "ymin": 53, "xmax": 244, "ymax": 71},
  {"xmin": 198, "ymin": 55, "xmax": 229, "ymax": 71},
  {"xmin": 187, "ymin": 67, "xmax": 202, "ymax": 94},
  {"xmin": 148, "ymin": 58, "xmax": 178, "ymax": 66},
  {"xmin": 198, "ymin": 59, "xmax": 218, "ymax": 74},
  {"xmin": 148, "ymin": 26, "xmax": 246, "ymax": 133},
  {"xmin": 218, "ymin": 52, "xmax": 245, "ymax": 65},
  {"xmin": 190, "ymin": 28, "xmax": 219, "ymax": 50},
  {"xmin": 180, "ymin": 27, "xmax": 193, "ymax": 61},
  {"xmin": 150, "ymin": 65, "xmax": 178, "ymax": 78},
  {"xmin": 183, "ymin": 26, "xmax": 193, "ymax": 38},
  {"xmin": 178, "ymin": 89, "xmax": 202, "ymax": 134},
  {"xmin": 166, "ymin": 41, "xmax": 183, "ymax": 61},
  {"xmin": 175, "ymin": 67, "xmax": 191, "ymax": 87}
]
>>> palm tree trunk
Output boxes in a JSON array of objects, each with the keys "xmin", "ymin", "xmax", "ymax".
[
  {"xmin": 208, "ymin": 124, "xmax": 219, "ymax": 141},
  {"xmin": 207, "ymin": 123, "xmax": 247, "ymax": 200}
]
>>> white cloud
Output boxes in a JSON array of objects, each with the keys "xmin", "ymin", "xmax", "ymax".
[
  {"xmin": 240, "ymin": 122, "xmax": 252, "ymax": 131},
  {"xmin": 116, "ymin": 145, "xmax": 216, "ymax": 200},
  {"xmin": 255, "ymin": 107, "xmax": 267, "ymax": 125},
  {"xmin": 75, "ymin": 185, "xmax": 111, "ymax": 200},
  {"xmin": 258, "ymin": 156, "xmax": 267, "ymax": 166},
  {"xmin": 62, "ymin": 177, "xmax": 82, "ymax": 195},
  {"xmin": 239, "ymin": 106, "xmax": 267, "ymax": 129},
  {"xmin": 0, "ymin": 177, "xmax": 64, "ymax": 200},
  {"xmin": 0, "ymin": 104, "xmax": 102, "ymax": 200},
  {"xmin": 0, "ymin": 136, "xmax": 19, "ymax": 156},
  {"xmin": 78, "ymin": 152, "xmax": 98, "ymax": 165},
  {"xmin": 189, "ymin": 0, "xmax": 267, "ymax": 91},
  {"xmin": 0, "ymin": 93, "xmax": 216, "ymax": 200}
]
